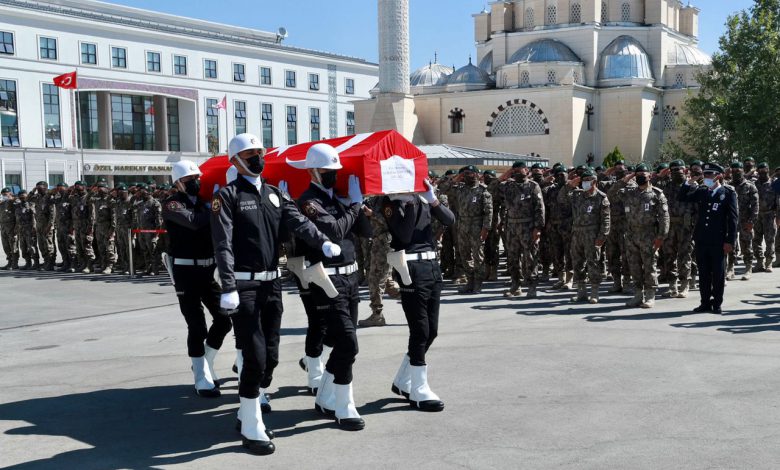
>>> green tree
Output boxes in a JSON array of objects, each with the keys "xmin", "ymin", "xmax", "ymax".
[
  {"xmin": 657, "ymin": 139, "xmax": 690, "ymax": 163},
  {"xmin": 680, "ymin": 0, "xmax": 780, "ymax": 166},
  {"xmin": 602, "ymin": 146, "xmax": 626, "ymax": 167}
]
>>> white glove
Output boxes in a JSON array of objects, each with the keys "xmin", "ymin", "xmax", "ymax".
[
  {"xmin": 421, "ymin": 179, "xmax": 438, "ymax": 204},
  {"xmin": 348, "ymin": 175, "xmax": 364, "ymax": 205},
  {"xmin": 322, "ymin": 241, "xmax": 342, "ymax": 258},
  {"xmin": 278, "ymin": 180, "xmax": 289, "ymax": 195},
  {"xmin": 220, "ymin": 291, "xmax": 239, "ymax": 311}
]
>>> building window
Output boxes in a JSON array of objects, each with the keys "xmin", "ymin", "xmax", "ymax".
[
  {"xmin": 546, "ymin": 5, "xmax": 557, "ymax": 25},
  {"xmin": 206, "ymin": 98, "xmax": 220, "ymax": 154},
  {"xmin": 260, "ymin": 66, "xmax": 272, "ymax": 85},
  {"xmin": 146, "ymin": 52, "xmax": 161, "ymax": 72},
  {"xmin": 42, "ymin": 84, "xmax": 62, "ymax": 148},
  {"xmin": 233, "ymin": 63, "xmax": 245, "ymax": 82},
  {"xmin": 621, "ymin": 2, "xmax": 630, "ymax": 22},
  {"xmin": 491, "ymin": 104, "xmax": 548, "ymax": 136},
  {"xmin": 48, "ymin": 173, "xmax": 64, "ymax": 187},
  {"xmin": 174, "ymin": 55, "xmax": 187, "ymax": 75},
  {"xmin": 520, "ymin": 71, "xmax": 530, "ymax": 87},
  {"xmin": 111, "ymin": 47, "xmax": 127, "ymax": 68},
  {"xmin": 345, "ymin": 78, "xmax": 355, "ymax": 95},
  {"xmin": 571, "ymin": 3, "xmax": 582, "ymax": 23},
  {"xmin": 81, "ymin": 42, "xmax": 97, "ymax": 65},
  {"xmin": 547, "ymin": 70, "xmax": 557, "ymax": 84},
  {"xmin": 601, "ymin": 1, "xmax": 608, "ymax": 22},
  {"xmin": 40, "ymin": 37, "xmax": 57, "ymax": 60},
  {"xmin": 449, "ymin": 108, "xmax": 465, "ymax": 134},
  {"xmin": 234, "ymin": 100, "xmax": 247, "ymax": 135},
  {"xmin": 111, "ymin": 94, "xmax": 155, "ymax": 150},
  {"xmin": 286, "ymin": 106, "xmax": 297, "ymax": 144},
  {"xmin": 0, "ymin": 32, "xmax": 14, "ymax": 55},
  {"xmin": 310, "ymin": 108, "xmax": 321, "ymax": 142},
  {"xmin": 285, "ymin": 70, "xmax": 297, "ymax": 88},
  {"xmin": 204, "ymin": 59, "xmax": 217, "ymax": 79},
  {"xmin": 346, "ymin": 111, "xmax": 355, "ymax": 136},
  {"xmin": 663, "ymin": 105, "xmax": 678, "ymax": 130},
  {"xmin": 525, "ymin": 8, "xmax": 535, "ymax": 28},
  {"xmin": 674, "ymin": 72, "xmax": 686, "ymax": 88},
  {"xmin": 78, "ymin": 92, "xmax": 99, "ymax": 149},
  {"xmin": 167, "ymin": 98, "xmax": 180, "ymax": 151},
  {"xmin": 261, "ymin": 103, "xmax": 273, "ymax": 148},
  {"xmin": 309, "ymin": 73, "xmax": 320, "ymax": 91},
  {"xmin": 0, "ymin": 80, "xmax": 19, "ymax": 147}
]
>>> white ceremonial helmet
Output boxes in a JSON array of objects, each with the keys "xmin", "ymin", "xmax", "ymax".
[
  {"xmin": 228, "ymin": 133, "xmax": 266, "ymax": 159},
  {"xmin": 171, "ymin": 160, "xmax": 202, "ymax": 183},
  {"xmin": 305, "ymin": 143, "xmax": 343, "ymax": 170}
]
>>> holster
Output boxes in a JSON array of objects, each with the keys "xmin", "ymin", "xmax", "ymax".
[
  {"xmin": 288, "ymin": 256, "xmax": 339, "ymax": 299},
  {"xmin": 387, "ymin": 250, "xmax": 413, "ymax": 286}
]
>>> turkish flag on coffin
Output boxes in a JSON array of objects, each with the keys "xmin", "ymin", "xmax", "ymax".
[{"xmin": 198, "ymin": 130, "xmax": 428, "ymax": 201}]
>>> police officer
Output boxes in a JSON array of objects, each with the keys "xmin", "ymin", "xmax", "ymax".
[
  {"xmin": 163, "ymin": 161, "xmax": 232, "ymax": 398},
  {"xmin": 0, "ymin": 188, "xmax": 18, "ymax": 270},
  {"xmin": 679, "ymin": 163, "xmax": 738, "ymax": 314},
  {"xmin": 211, "ymin": 134, "xmax": 339, "ymax": 455},
  {"xmin": 383, "ymin": 180, "xmax": 454, "ymax": 411},
  {"xmin": 296, "ymin": 143, "xmax": 372, "ymax": 431}
]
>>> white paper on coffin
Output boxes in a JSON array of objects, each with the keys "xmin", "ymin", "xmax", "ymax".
[{"xmin": 380, "ymin": 155, "xmax": 416, "ymax": 194}]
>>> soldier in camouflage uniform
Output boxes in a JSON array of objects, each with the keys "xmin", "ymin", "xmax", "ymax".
[
  {"xmin": 531, "ymin": 163, "xmax": 552, "ymax": 280},
  {"xmin": 498, "ymin": 162, "xmax": 545, "ymax": 298},
  {"xmin": 69, "ymin": 181, "xmax": 96, "ymax": 273},
  {"xmin": 30, "ymin": 182, "xmax": 57, "ymax": 271},
  {"xmin": 752, "ymin": 162, "xmax": 778, "ymax": 272},
  {"xmin": 483, "ymin": 170, "xmax": 501, "ymax": 281},
  {"xmin": 616, "ymin": 163, "xmax": 670, "ymax": 308},
  {"xmin": 53, "ymin": 183, "xmax": 76, "ymax": 273},
  {"xmin": 438, "ymin": 170, "xmax": 458, "ymax": 278},
  {"xmin": 560, "ymin": 169, "xmax": 610, "ymax": 304},
  {"xmin": 726, "ymin": 161, "xmax": 759, "ymax": 280},
  {"xmin": 661, "ymin": 160, "xmax": 697, "ymax": 298},
  {"xmin": 115, "ymin": 184, "xmax": 135, "ymax": 275},
  {"xmin": 545, "ymin": 166, "xmax": 573, "ymax": 289},
  {"xmin": 15, "ymin": 190, "xmax": 39, "ymax": 270},
  {"xmin": 92, "ymin": 181, "xmax": 118, "ymax": 274},
  {"xmin": 0, "ymin": 188, "xmax": 19, "ymax": 269},
  {"xmin": 604, "ymin": 161, "xmax": 635, "ymax": 293},
  {"xmin": 439, "ymin": 165, "xmax": 492, "ymax": 294},
  {"xmin": 135, "ymin": 183, "xmax": 163, "ymax": 275}
]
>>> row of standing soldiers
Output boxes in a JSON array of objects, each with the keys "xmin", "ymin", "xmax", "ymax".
[{"xmin": 0, "ymin": 181, "xmax": 175, "ymax": 275}]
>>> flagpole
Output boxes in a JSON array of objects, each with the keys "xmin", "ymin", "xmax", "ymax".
[
  {"xmin": 75, "ymin": 67, "xmax": 85, "ymax": 181},
  {"xmin": 223, "ymin": 97, "xmax": 228, "ymax": 153}
]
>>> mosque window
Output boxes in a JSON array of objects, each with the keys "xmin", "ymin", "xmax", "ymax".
[
  {"xmin": 663, "ymin": 105, "xmax": 678, "ymax": 130},
  {"xmin": 520, "ymin": 71, "xmax": 530, "ymax": 87},
  {"xmin": 571, "ymin": 3, "xmax": 582, "ymax": 23},
  {"xmin": 546, "ymin": 5, "xmax": 557, "ymax": 25},
  {"xmin": 601, "ymin": 2, "xmax": 608, "ymax": 22},
  {"xmin": 449, "ymin": 108, "xmax": 465, "ymax": 134},
  {"xmin": 547, "ymin": 70, "xmax": 557, "ymax": 84},
  {"xmin": 491, "ymin": 105, "xmax": 547, "ymax": 136},
  {"xmin": 621, "ymin": 2, "xmax": 631, "ymax": 22},
  {"xmin": 674, "ymin": 72, "xmax": 686, "ymax": 88},
  {"xmin": 525, "ymin": 8, "xmax": 535, "ymax": 29}
]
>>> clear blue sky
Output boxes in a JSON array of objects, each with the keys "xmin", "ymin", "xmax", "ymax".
[{"xmin": 109, "ymin": 0, "xmax": 755, "ymax": 69}]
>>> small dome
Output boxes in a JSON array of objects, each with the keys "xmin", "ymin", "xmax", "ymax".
[
  {"xmin": 509, "ymin": 39, "xmax": 582, "ymax": 64},
  {"xmin": 668, "ymin": 43, "xmax": 711, "ymax": 66},
  {"xmin": 598, "ymin": 35, "xmax": 654, "ymax": 81},
  {"xmin": 447, "ymin": 58, "xmax": 495, "ymax": 86},
  {"xmin": 478, "ymin": 51, "xmax": 493, "ymax": 74},
  {"xmin": 410, "ymin": 62, "xmax": 454, "ymax": 87}
]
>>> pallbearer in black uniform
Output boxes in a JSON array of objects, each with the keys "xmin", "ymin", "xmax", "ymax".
[
  {"xmin": 211, "ymin": 134, "xmax": 340, "ymax": 455},
  {"xmin": 383, "ymin": 180, "xmax": 455, "ymax": 411},
  {"xmin": 162, "ymin": 160, "xmax": 232, "ymax": 398},
  {"xmin": 298, "ymin": 143, "xmax": 372, "ymax": 431},
  {"xmin": 678, "ymin": 163, "xmax": 738, "ymax": 314}
]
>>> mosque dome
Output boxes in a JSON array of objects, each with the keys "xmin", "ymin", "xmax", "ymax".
[
  {"xmin": 508, "ymin": 39, "xmax": 582, "ymax": 64},
  {"xmin": 667, "ymin": 43, "xmax": 711, "ymax": 66},
  {"xmin": 410, "ymin": 61, "xmax": 454, "ymax": 87},
  {"xmin": 598, "ymin": 35, "xmax": 654, "ymax": 83},
  {"xmin": 478, "ymin": 51, "xmax": 493, "ymax": 74},
  {"xmin": 447, "ymin": 58, "xmax": 495, "ymax": 86}
]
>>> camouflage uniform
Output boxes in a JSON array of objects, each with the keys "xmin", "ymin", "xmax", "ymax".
[
  {"xmin": 0, "ymin": 197, "xmax": 19, "ymax": 269},
  {"xmin": 439, "ymin": 179, "xmax": 463, "ymax": 281},
  {"xmin": 544, "ymin": 179, "xmax": 573, "ymax": 288},
  {"xmin": 498, "ymin": 177, "xmax": 545, "ymax": 297},
  {"xmin": 30, "ymin": 190, "xmax": 57, "ymax": 270},
  {"xmin": 753, "ymin": 177, "xmax": 778, "ymax": 270},
  {"xmin": 54, "ymin": 190, "xmax": 76, "ymax": 271},
  {"xmin": 15, "ymin": 199, "xmax": 39, "ymax": 269},
  {"xmin": 92, "ymin": 193, "xmax": 118, "ymax": 272},
  {"xmin": 617, "ymin": 183, "xmax": 669, "ymax": 307},
  {"xmin": 727, "ymin": 179, "xmax": 758, "ymax": 279},
  {"xmin": 605, "ymin": 179, "xmax": 636, "ymax": 291},
  {"xmin": 115, "ymin": 195, "xmax": 135, "ymax": 273},
  {"xmin": 662, "ymin": 179, "xmax": 697, "ymax": 297},
  {"xmin": 366, "ymin": 196, "xmax": 400, "ymax": 317},
  {"xmin": 69, "ymin": 191, "xmax": 96, "ymax": 272},
  {"xmin": 484, "ymin": 178, "xmax": 502, "ymax": 281},
  {"xmin": 136, "ymin": 196, "xmax": 163, "ymax": 274}
]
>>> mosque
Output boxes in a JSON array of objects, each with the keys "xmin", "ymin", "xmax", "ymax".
[{"xmin": 354, "ymin": 0, "xmax": 712, "ymax": 167}]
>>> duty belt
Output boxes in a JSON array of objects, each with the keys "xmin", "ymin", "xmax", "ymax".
[
  {"xmin": 322, "ymin": 262, "xmax": 359, "ymax": 276},
  {"xmin": 172, "ymin": 257, "xmax": 215, "ymax": 267},
  {"xmin": 405, "ymin": 251, "xmax": 437, "ymax": 261},
  {"xmin": 234, "ymin": 269, "xmax": 281, "ymax": 281}
]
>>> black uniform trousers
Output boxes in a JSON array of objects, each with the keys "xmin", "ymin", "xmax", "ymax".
[
  {"xmin": 293, "ymin": 277, "xmax": 333, "ymax": 358},
  {"xmin": 695, "ymin": 243, "xmax": 726, "ymax": 309},
  {"xmin": 234, "ymin": 278, "xmax": 284, "ymax": 398},
  {"xmin": 395, "ymin": 259, "xmax": 442, "ymax": 366},
  {"xmin": 310, "ymin": 272, "xmax": 359, "ymax": 385},
  {"xmin": 173, "ymin": 265, "xmax": 232, "ymax": 357}
]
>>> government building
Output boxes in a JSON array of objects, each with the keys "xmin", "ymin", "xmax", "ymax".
[
  {"xmin": 0, "ymin": 0, "xmax": 377, "ymax": 190},
  {"xmin": 355, "ymin": 0, "xmax": 711, "ymax": 167}
]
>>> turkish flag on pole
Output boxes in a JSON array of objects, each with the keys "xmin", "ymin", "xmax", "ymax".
[
  {"xmin": 214, "ymin": 95, "xmax": 227, "ymax": 110},
  {"xmin": 53, "ymin": 71, "xmax": 78, "ymax": 89}
]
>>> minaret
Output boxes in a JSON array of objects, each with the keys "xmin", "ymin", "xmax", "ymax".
[{"xmin": 368, "ymin": 0, "xmax": 425, "ymax": 143}]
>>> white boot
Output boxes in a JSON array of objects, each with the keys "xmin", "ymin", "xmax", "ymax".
[
  {"xmin": 315, "ymin": 370, "xmax": 336, "ymax": 415},
  {"xmin": 333, "ymin": 383, "xmax": 365, "ymax": 431},
  {"xmin": 238, "ymin": 395, "xmax": 275, "ymax": 455},
  {"xmin": 409, "ymin": 365, "xmax": 444, "ymax": 412},
  {"xmin": 191, "ymin": 356, "xmax": 219, "ymax": 398},
  {"xmin": 203, "ymin": 344, "xmax": 220, "ymax": 383},
  {"xmin": 304, "ymin": 356, "xmax": 324, "ymax": 395},
  {"xmin": 391, "ymin": 354, "xmax": 411, "ymax": 398}
]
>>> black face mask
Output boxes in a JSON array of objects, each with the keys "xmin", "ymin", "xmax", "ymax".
[
  {"xmin": 614, "ymin": 170, "xmax": 626, "ymax": 179},
  {"xmin": 532, "ymin": 174, "xmax": 543, "ymax": 183},
  {"xmin": 555, "ymin": 175, "xmax": 566, "ymax": 185},
  {"xmin": 246, "ymin": 155, "xmax": 265, "ymax": 175},
  {"xmin": 758, "ymin": 172, "xmax": 770, "ymax": 182},
  {"xmin": 464, "ymin": 175, "xmax": 476, "ymax": 185},
  {"xmin": 691, "ymin": 171, "xmax": 703, "ymax": 180},
  {"xmin": 183, "ymin": 179, "xmax": 201, "ymax": 197},
  {"xmin": 320, "ymin": 170, "xmax": 338, "ymax": 189},
  {"xmin": 635, "ymin": 175, "xmax": 648, "ymax": 186},
  {"xmin": 731, "ymin": 172, "xmax": 744, "ymax": 184},
  {"xmin": 671, "ymin": 170, "xmax": 684, "ymax": 182}
]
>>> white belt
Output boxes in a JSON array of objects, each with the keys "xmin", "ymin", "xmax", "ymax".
[
  {"xmin": 172, "ymin": 257, "xmax": 215, "ymax": 266},
  {"xmin": 322, "ymin": 262, "xmax": 358, "ymax": 276},
  {"xmin": 405, "ymin": 251, "xmax": 437, "ymax": 261},
  {"xmin": 235, "ymin": 269, "xmax": 281, "ymax": 281}
]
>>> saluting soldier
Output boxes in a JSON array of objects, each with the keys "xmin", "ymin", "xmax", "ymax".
[
  {"xmin": 135, "ymin": 183, "xmax": 163, "ymax": 276},
  {"xmin": 545, "ymin": 166, "xmax": 574, "ymax": 290},
  {"xmin": 69, "ymin": 181, "xmax": 96, "ymax": 273},
  {"xmin": 482, "ymin": 169, "xmax": 501, "ymax": 281},
  {"xmin": 30, "ymin": 182, "xmax": 56, "ymax": 271},
  {"xmin": 752, "ymin": 162, "xmax": 777, "ymax": 272},
  {"xmin": 15, "ymin": 190, "xmax": 39, "ymax": 270},
  {"xmin": 604, "ymin": 161, "xmax": 635, "ymax": 293},
  {"xmin": 53, "ymin": 183, "xmax": 76, "ymax": 273},
  {"xmin": 0, "ymin": 188, "xmax": 19, "ymax": 270},
  {"xmin": 661, "ymin": 160, "xmax": 697, "ymax": 298},
  {"xmin": 726, "ymin": 161, "xmax": 759, "ymax": 280},
  {"xmin": 92, "ymin": 181, "xmax": 118, "ymax": 274},
  {"xmin": 115, "ymin": 184, "xmax": 135, "ymax": 275}
]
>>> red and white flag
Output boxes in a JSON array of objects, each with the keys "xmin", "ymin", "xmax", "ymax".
[
  {"xmin": 213, "ymin": 95, "xmax": 227, "ymax": 110},
  {"xmin": 53, "ymin": 71, "xmax": 78, "ymax": 89}
]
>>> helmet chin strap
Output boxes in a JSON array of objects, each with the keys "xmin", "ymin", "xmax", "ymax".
[{"xmin": 233, "ymin": 156, "xmax": 260, "ymax": 178}]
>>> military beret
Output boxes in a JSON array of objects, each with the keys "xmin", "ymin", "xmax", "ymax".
[
  {"xmin": 655, "ymin": 163, "xmax": 669, "ymax": 171},
  {"xmin": 74, "ymin": 180, "xmax": 85, "ymax": 186},
  {"xmin": 136, "ymin": 183, "xmax": 148, "ymax": 190},
  {"xmin": 459, "ymin": 165, "xmax": 479, "ymax": 174},
  {"xmin": 757, "ymin": 162, "xmax": 769, "ymax": 169},
  {"xmin": 428, "ymin": 170, "xmax": 439, "ymax": 179},
  {"xmin": 689, "ymin": 160, "xmax": 703, "ymax": 167},
  {"xmin": 36, "ymin": 181, "xmax": 47, "ymax": 186},
  {"xmin": 744, "ymin": 157, "xmax": 756, "ymax": 162},
  {"xmin": 147, "ymin": 180, "xmax": 156, "ymax": 185},
  {"xmin": 444, "ymin": 169, "xmax": 456, "ymax": 176},
  {"xmin": 552, "ymin": 162, "xmax": 564, "ymax": 169},
  {"xmin": 56, "ymin": 182, "xmax": 68, "ymax": 188},
  {"xmin": 626, "ymin": 165, "xmax": 635, "ymax": 172},
  {"xmin": 1, "ymin": 187, "xmax": 10, "ymax": 193},
  {"xmin": 116, "ymin": 184, "xmax": 128, "ymax": 190},
  {"xmin": 531, "ymin": 163, "xmax": 544, "ymax": 169},
  {"xmin": 483, "ymin": 169, "xmax": 497, "ymax": 177},
  {"xmin": 512, "ymin": 161, "xmax": 527, "ymax": 169},
  {"xmin": 17, "ymin": 189, "xmax": 27, "ymax": 195},
  {"xmin": 581, "ymin": 169, "xmax": 595, "ymax": 178},
  {"xmin": 634, "ymin": 163, "xmax": 650, "ymax": 172},
  {"xmin": 703, "ymin": 163, "xmax": 724, "ymax": 174},
  {"xmin": 669, "ymin": 159, "xmax": 685, "ymax": 169},
  {"xmin": 612, "ymin": 160, "xmax": 625, "ymax": 167},
  {"xmin": 576, "ymin": 165, "xmax": 588, "ymax": 171},
  {"xmin": 595, "ymin": 165, "xmax": 605, "ymax": 172},
  {"xmin": 553, "ymin": 166, "xmax": 566, "ymax": 175},
  {"xmin": 96, "ymin": 181, "xmax": 108, "ymax": 188},
  {"xmin": 729, "ymin": 161, "xmax": 743, "ymax": 169}
]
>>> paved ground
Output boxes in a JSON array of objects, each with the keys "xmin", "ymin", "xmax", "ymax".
[{"xmin": 1, "ymin": 264, "xmax": 780, "ymax": 469}]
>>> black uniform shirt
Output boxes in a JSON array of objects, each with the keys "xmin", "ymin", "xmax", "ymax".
[
  {"xmin": 162, "ymin": 191, "xmax": 213, "ymax": 260},
  {"xmin": 678, "ymin": 182, "xmax": 738, "ymax": 246},
  {"xmin": 382, "ymin": 196, "xmax": 455, "ymax": 253},
  {"xmin": 211, "ymin": 176, "xmax": 329, "ymax": 292}
]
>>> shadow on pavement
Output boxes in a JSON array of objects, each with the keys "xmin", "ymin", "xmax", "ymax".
[
  {"xmin": 671, "ymin": 308, "xmax": 780, "ymax": 334},
  {"xmin": 0, "ymin": 270, "xmax": 171, "ymax": 286}
]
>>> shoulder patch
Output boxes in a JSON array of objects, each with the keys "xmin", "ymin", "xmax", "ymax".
[
  {"xmin": 166, "ymin": 201, "xmax": 184, "ymax": 211},
  {"xmin": 211, "ymin": 197, "xmax": 221, "ymax": 213},
  {"xmin": 303, "ymin": 201, "xmax": 318, "ymax": 218},
  {"xmin": 268, "ymin": 193, "xmax": 281, "ymax": 208},
  {"xmin": 384, "ymin": 206, "xmax": 393, "ymax": 218}
]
